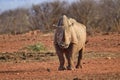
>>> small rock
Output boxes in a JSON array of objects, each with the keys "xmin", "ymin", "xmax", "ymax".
[
  {"xmin": 16, "ymin": 73, "xmax": 19, "ymax": 75},
  {"xmin": 118, "ymin": 43, "xmax": 120, "ymax": 45},
  {"xmin": 47, "ymin": 68, "xmax": 51, "ymax": 72},
  {"xmin": 83, "ymin": 62, "xmax": 86, "ymax": 64},
  {"xmin": 73, "ymin": 77, "xmax": 81, "ymax": 80},
  {"xmin": 106, "ymin": 57, "xmax": 111, "ymax": 59}
]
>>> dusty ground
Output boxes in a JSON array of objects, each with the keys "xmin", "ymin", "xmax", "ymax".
[{"xmin": 0, "ymin": 31, "xmax": 120, "ymax": 80}]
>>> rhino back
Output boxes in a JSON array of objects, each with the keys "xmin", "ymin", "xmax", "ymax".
[{"xmin": 71, "ymin": 22, "xmax": 86, "ymax": 48}]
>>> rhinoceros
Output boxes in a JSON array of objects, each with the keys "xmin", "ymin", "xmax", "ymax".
[{"xmin": 54, "ymin": 15, "xmax": 86, "ymax": 70}]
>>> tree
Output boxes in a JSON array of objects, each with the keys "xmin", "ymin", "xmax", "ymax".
[
  {"xmin": 31, "ymin": 1, "xmax": 68, "ymax": 31},
  {"xmin": 99, "ymin": 0, "xmax": 120, "ymax": 32}
]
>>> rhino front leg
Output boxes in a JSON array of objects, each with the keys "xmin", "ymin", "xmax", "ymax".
[
  {"xmin": 57, "ymin": 51, "xmax": 66, "ymax": 70},
  {"xmin": 65, "ymin": 52, "xmax": 75, "ymax": 70},
  {"xmin": 76, "ymin": 47, "xmax": 84, "ymax": 69},
  {"xmin": 55, "ymin": 44, "xmax": 66, "ymax": 70}
]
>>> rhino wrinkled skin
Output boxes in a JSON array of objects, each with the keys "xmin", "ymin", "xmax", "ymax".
[{"xmin": 54, "ymin": 15, "xmax": 86, "ymax": 70}]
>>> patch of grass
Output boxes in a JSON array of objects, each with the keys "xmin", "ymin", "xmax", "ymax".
[
  {"xmin": 25, "ymin": 43, "xmax": 47, "ymax": 52},
  {"xmin": 0, "ymin": 51, "xmax": 56, "ymax": 62},
  {"xmin": 83, "ymin": 52, "xmax": 120, "ymax": 59}
]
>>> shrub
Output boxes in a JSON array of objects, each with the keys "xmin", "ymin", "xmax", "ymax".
[{"xmin": 25, "ymin": 43, "xmax": 47, "ymax": 52}]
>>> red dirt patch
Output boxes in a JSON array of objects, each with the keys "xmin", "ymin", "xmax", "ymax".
[
  {"xmin": 0, "ymin": 32, "xmax": 119, "ymax": 53},
  {"xmin": 86, "ymin": 33, "xmax": 120, "ymax": 52},
  {"xmin": 0, "ymin": 58, "xmax": 120, "ymax": 80},
  {"xmin": 0, "ymin": 31, "xmax": 120, "ymax": 80}
]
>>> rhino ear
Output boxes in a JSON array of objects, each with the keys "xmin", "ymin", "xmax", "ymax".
[
  {"xmin": 68, "ymin": 19, "xmax": 74, "ymax": 27},
  {"xmin": 63, "ymin": 15, "xmax": 67, "ymax": 19}
]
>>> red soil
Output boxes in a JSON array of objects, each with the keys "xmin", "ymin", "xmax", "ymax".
[{"xmin": 0, "ymin": 31, "xmax": 120, "ymax": 80}]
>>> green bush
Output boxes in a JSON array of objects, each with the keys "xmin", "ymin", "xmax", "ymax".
[{"xmin": 26, "ymin": 43, "xmax": 47, "ymax": 52}]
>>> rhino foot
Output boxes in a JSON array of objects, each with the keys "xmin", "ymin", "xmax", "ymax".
[
  {"xmin": 67, "ymin": 66, "xmax": 75, "ymax": 70},
  {"xmin": 76, "ymin": 65, "xmax": 82, "ymax": 69},
  {"xmin": 58, "ymin": 66, "xmax": 66, "ymax": 71}
]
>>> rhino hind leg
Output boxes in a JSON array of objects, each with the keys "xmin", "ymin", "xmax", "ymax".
[{"xmin": 76, "ymin": 48, "xmax": 84, "ymax": 69}]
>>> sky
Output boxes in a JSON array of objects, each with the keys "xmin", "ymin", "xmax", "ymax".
[{"xmin": 0, "ymin": 0, "xmax": 76, "ymax": 13}]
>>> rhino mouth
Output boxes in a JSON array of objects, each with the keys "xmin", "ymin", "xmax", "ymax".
[{"xmin": 58, "ymin": 43, "xmax": 69, "ymax": 49}]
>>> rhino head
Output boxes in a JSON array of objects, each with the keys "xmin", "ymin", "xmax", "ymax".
[{"xmin": 56, "ymin": 15, "xmax": 75, "ymax": 49}]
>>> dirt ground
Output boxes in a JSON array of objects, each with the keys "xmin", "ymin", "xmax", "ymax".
[{"xmin": 0, "ymin": 31, "xmax": 120, "ymax": 80}]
